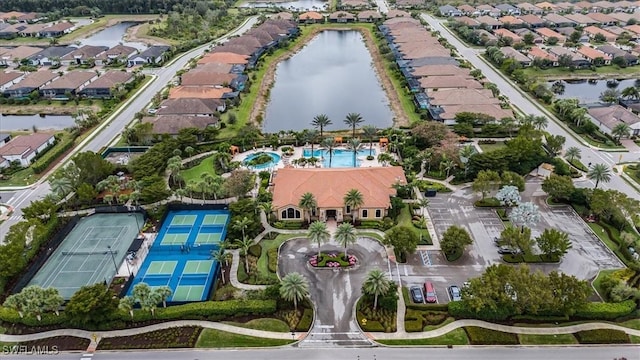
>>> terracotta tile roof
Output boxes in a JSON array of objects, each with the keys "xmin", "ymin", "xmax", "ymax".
[
  {"xmin": 454, "ymin": 16, "xmax": 480, "ymax": 27},
  {"xmin": 157, "ymin": 98, "xmax": 223, "ymax": 115},
  {"xmin": 97, "ymin": 45, "xmax": 137, "ymax": 59},
  {"xmin": 142, "ymin": 115, "xmax": 220, "ymax": 135},
  {"xmin": 43, "ymin": 21, "xmax": 73, "ymax": 32},
  {"xmin": 271, "ymin": 12, "xmax": 293, "ymax": 20},
  {"xmin": 535, "ymin": 27, "xmax": 567, "ymax": 41},
  {"xmin": 419, "ymin": 75, "xmax": 482, "ymax": 89},
  {"xmin": 494, "ymin": 28, "xmax": 523, "ymax": 42},
  {"xmin": 527, "ymin": 46, "xmax": 558, "ymax": 61},
  {"xmin": 387, "ymin": 10, "xmax": 411, "ymax": 17},
  {"xmin": 1, "ymin": 45, "xmax": 42, "ymax": 60},
  {"xmin": 198, "ymin": 52, "xmax": 248, "ymax": 65},
  {"xmin": 272, "ymin": 167, "xmax": 406, "ymax": 209},
  {"xmin": 181, "ymin": 72, "xmax": 236, "ymax": 86},
  {"xmin": 7, "ymin": 71, "xmax": 57, "ymax": 90},
  {"xmin": 500, "ymin": 46, "xmax": 531, "ymax": 62},
  {"xmin": 224, "ymin": 36, "xmax": 262, "ymax": 51},
  {"xmin": 499, "ymin": 16, "xmax": 524, "ymax": 25},
  {"xmin": 564, "ymin": 13, "xmax": 598, "ymax": 25},
  {"xmin": 535, "ymin": 1, "xmax": 558, "ymax": 10},
  {"xmin": 191, "ymin": 62, "xmax": 233, "ymax": 73},
  {"xmin": 411, "ymin": 64, "xmax": 470, "ymax": 77},
  {"xmin": 0, "ymin": 133, "xmax": 54, "ymax": 159},
  {"xmin": 518, "ymin": 14, "xmax": 545, "ymax": 25},
  {"xmin": 169, "ymin": 86, "xmax": 232, "ymax": 99},
  {"xmin": 82, "ymin": 70, "xmax": 134, "ymax": 90},
  {"xmin": 588, "ymin": 105, "xmax": 640, "ymax": 130},
  {"xmin": 476, "ymin": 15, "xmax": 502, "ymax": 27},
  {"xmin": 584, "ymin": 26, "xmax": 617, "ymax": 40},
  {"xmin": 211, "ymin": 44, "xmax": 253, "ymax": 56},
  {"xmin": 577, "ymin": 46, "xmax": 612, "ymax": 60},
  {"xmin": 330, "ymin": 11, "xmax": 356, "ymax": 19},
  {"xmin": 401, "ymin": 46, "xmax": 450, "ymax": 59},
  {"xmin": 457, "ymin": 4, "xmax": 476, "ymax": 12},
  {"xmin": 358, "ymin": 11, "xmax": 383, "ymax": 20},
  {"xmin": 41, "ymin": 71, "xmax": 96, "ymax": 91},
  {"xmin": 586, "ymin": 12, "xmax": 617, "ymax": 24},
  {"xmin": 427, "ymin": 88, "xmax": 498, "ymax": 106},
  {"xmin": 623, "ymin": 24, "xmax": 640, "ymax": 35},
  {"xmin": 299, "ymin": 11, "xmax": 324, "ymax": 20},
  {"xmin": 384, "ymin": 17, "xmax": 421, "ymax": 26},
  {"xmin": 0, "ymin": 71, "xmax": 22, "ymax": 85}
]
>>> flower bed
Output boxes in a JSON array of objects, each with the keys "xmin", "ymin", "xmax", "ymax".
[{"xmin": 309, "ymin": 253, "xmax": 357, "ymax": 268}]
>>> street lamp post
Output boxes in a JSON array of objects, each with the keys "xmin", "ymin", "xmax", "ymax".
[{"xmin": 107, "ymin": 246, "xmax": 119, "ymax": 275}]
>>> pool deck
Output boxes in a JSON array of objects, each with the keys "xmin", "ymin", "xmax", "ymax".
[{"xmin": 233, "ymin": 143, "xmax": 393, "ymax": 170}]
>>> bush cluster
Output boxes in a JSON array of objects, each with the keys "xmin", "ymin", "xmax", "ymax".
[
  {"xmin": 296, "ymin": 308, "xmax": 313, "ymax": 331},
  {"xmin": 267, "ymin": 248, "xmax": 278, "ymax": 273},
  {"xmin": 32, "ymin": 135, "xmax": 76, "ymax": 174},
  {"xmin": 465, "ymin": 326, "xmax": 519, "ymax": 345},
  {"xmin": 573, "ymin": 300, "xmax": 636, "ymax": 320},
  {"xmin": 404, "ymin": 309, "xmax": 448, "ymax": 332},
  {"xmin": 273, "ymin": 221, "xmax": 304, "ymax": 229},
  {"xmin": 248, "ymin": 244, "xmax": 262, "ymax": 258},
  {"xmin": 474, "ymin": 197, "xmax": 501, "ymax": 207}
]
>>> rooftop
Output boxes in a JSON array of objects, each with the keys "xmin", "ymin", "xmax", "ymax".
[
  {"xmin": 0, "ymin": 133, "xmax": 54, "ymax": 158},
  {"xmin": 41, "ymin": 71, "xmax": 96, "ymax": 90}
]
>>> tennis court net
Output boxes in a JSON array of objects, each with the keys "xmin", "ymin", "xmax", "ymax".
[{"xmin": 62, "ymin": 250, "xmax": 117, "ymax": 256}]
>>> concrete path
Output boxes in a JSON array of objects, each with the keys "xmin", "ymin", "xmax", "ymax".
[
  {"xmin": 228, "ymin": 249, "xmax": 267, "ymax": 291},
  {"xmin": 413, "ymin": 186, "xmax": 440, "ymax": 251}
]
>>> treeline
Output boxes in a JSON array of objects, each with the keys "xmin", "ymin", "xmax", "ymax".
[{"xmin": 0, "ymin": 0, "xmax": 193, "ymax": 14}]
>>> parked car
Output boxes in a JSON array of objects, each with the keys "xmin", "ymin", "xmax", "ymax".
[
  {"xmin": 423, "ymin": 281, "xmax": 437, "ymax": 303},
  {"xmin": 410, "ymin": 286, "xmax": 424, "ymax": 303},
  {"xmin": 498, "ymin": 246, "xmax": 518, "ymax": 254},
  {"xmin": 448, "ymin": 285, "xmax": 462, "ymax": 301}
]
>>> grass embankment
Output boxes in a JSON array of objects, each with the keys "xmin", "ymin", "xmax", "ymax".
[
  {"xmin": 397, "ymin": 206, "xmax": 432, "ymax": 244},
  {"xmin": 591, "ymin": 269, "xmax": 618, "ymax": 300},
  {"xmin": 587, "ymin": 222, "xmax": 632, "ymax": 267},
  {"xmin": 477, "ymin": 141, "xmax": 506, "ymax": 152},
  {"xmin": 222, "ymin": 318, "xmax": 290, "ymax": 332},
  {"xmin": 256, "ymin": 233, "xmax": 301, "ymax": 277},
  {"xmin": 181, "ymin": 155, "xmax": 216, "ymax": 183},
  {"xmin": 623, "ymin": 164, "xmax": 640, "ymax": 188},
  {"xmin": 196, "ymin": 329, "xmax": 294, "ymax": 348},
  {"xmin": 376, "ymin": 328, "xmax": 469, "ymax": 346},
  {"xmin": 518, "ymin": 334, "xmax": 579, "ymax": 345}
]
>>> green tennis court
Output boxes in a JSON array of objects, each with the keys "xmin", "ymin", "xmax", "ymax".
[
  {"xmin": 170, "ymin": 214, "xmax": 197, "ymax": 226},
  {"xmin": 195, "ymin": 233, "xmax": 221, "ymax": 245},
  {"xmin": 146, "ymin": 261, "xmax": 178, "ymax": 275},
  {"xmin": 202, "ymin": 214, "xmax": 229, "ymax": 225},
  {"xmin": 172, "ymin": 285, "xmax": 206, "ymax": 302},
  {"xmin": 161, "ymin": 233, "xmax": 189, "ymax": 245},
  {"xmin": 183, "ymin": 260, "xmax": 213, "ymax": 274}
]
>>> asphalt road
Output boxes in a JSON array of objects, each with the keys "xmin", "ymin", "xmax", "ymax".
[
  {"xmin": 420, "ymin": 13, "xmax": 640, "ymax": 200},
  {"xmin": 6, "ymin": 346, "xmax": 639, "ymax": 360},
  {"xmin": 0, "ymin": 17, "xmax": 258, "ymax": 242}
]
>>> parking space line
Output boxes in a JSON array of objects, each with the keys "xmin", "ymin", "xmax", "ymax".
[{"xmin": 419, "ymin": 250, "xmax": 431, "ymax": 266}]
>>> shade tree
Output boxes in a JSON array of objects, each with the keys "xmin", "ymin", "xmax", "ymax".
[
  {"xmin": 542, "ymin": 174, "xmax": 575, "ymax": 202},
  {"xmin": 440, "ymin": 225, "xmax": 473, "ymax": 261},
  {"xmin": 65, "ymin": 283, "xmax": 119, "ymax": 326},
  {"xmin": 535, "ymin": 228, "xmax": 572, "ymax": 260},
  {"xmin": 472, "ymin": 170, "xmax": 501, "ymax": 199},
  {"xmin": 383, "ymin": 225, "xmax": 419, "ymax": 262}
]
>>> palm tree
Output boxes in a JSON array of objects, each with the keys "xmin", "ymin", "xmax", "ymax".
[
  {"xmin": 458, "ymin": 145, "xmax": 475, "ymax": 178},
  {"xmin": 212, "ymin": 151, "xmax": 233, "ymax": 172},
  {"xmin": 362, "ymin": 269, "xmax": 391, "ymax": 310},
  {"xmin": 235, "ymin": 237, "xmax": 254, "ymax": 273},
  {"xmin": 417, "ymin": 197, "xmax": 430, "ymax": 216},
  {"xmin": 196, "ymin": 180, "xmax": 208, "ymax": 201},
  {"xmin": 347, "ymin": 138, "xmax": 361, "ymax": 168},
  {"xmin": 233, "ymin": 216, "xmax": 252, "ymax": 241},
  {"xmin": 298, "ymin": 192, "xmax": 317, "ymax": 224},
  {"xmin": 3, "ymin": 292, "xmax": 27, "ymax": 318},
  {"xmin": 260, "ymin": 201, "xmax": 274, "ymax": 218},
  {"xmin": 334, "ymin": 222, "xmax": 357, "ymax": 258},
  {"xmin": 279, "ymin": 272, "xmax": 309, "ymax": 311},
  {"xmin": 201, "ymin": 173, "xmax": 223, "ymax": 200},
  {"xmin": 119, "ymin": 296, "xmax": 135, "ymax": 318},
  {"xmin": 377, "ymin": 152, "xmax": 394, "ymax": 166},
  {"xmin": 532, "ymin": 115, "xmax": 548, "ymax": 130},
  {"xmin": 440, "ymin": 158, "xmax": 457, "ymax": 178},
  {"xmin": 621, "ymin": 86, "xmax": 640, "ymax": 101},
  {"xmin": 344, "ymin": 112, "xmax": 364, "ymax": 138},
  {"xmin": 308, "ymin": 221, "xmax": 330, "ymax": 258},
  {"xmin": 184, "ymin": 146, "xmax": 195, "ymax": 158},
  {"xmin": 49, "ymin": 177, "xmax": 73, "ymax": 198},
  {"xmin": 174, "ymin": 188, "xmax": 187, "ymax": 202},
  {"xmin": 343, "ymin": 189, "xmax": 364, "ymax": 224},
  {"xmin": 212, "ymin": 248, "xmax": 229, "ymax": 268},
  {"xmin": 312, "ymin": 114, "xmax": 332, "ymax": 138},
  {"xmin": 321, "ymin": 137, "xmax": 336, "ymax": 168},
  {"xmin": 305, "ymin": 129, "xmax": 320, "ymax": 160},
  {"xmin": 361, "ymin": 125, "xmax": 377, "ymax": 156},
  {"xmin": 612, "ymin": 123, "xmax": 631, "ymax": 143},
  {"xmin": 155, "ymin": 286, "xmax": 173, "ymax": 308},
  {"xmin": 564, "ymin": 146, "xmax": 581, "ymax": 164},
  {"xmin": 167, "ymin": 158, "xmax": 182, "ymax": 188},
  {"xmin": 587, "ymin": 163, "xmax": 612, "ymax": 188}
]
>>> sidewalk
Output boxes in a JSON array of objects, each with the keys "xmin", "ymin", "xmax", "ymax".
[{"xmin": 228, "ymin": 249, "xmax": 267, "ymax": 291}]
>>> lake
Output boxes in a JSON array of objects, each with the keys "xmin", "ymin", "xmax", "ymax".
[
  {"xmin": 263, "ymin": 30, "xmax": 393, "ymax": 133},
  {"xmin": 0, "ymin": 114, "xmax": 75, "ymax": 131},
  {"xmin": 241, "ymin": 0, "xmax": 327, "ymax": 11},
  {"xmin": 78, "ymin": 21, "xmax": 147, "ymax": 51},
  {"xmin": 551, "ymin": 78, "xmax": 640, "ymax": 104}
]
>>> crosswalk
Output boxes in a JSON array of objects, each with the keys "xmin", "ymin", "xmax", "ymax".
[
  {"xmin": 81, "ymin": 353, "xmax": 93, "ymax": 360},
  {"xmin": 7, "ymin": 215, "xmax": 21, "ymax": 221}
]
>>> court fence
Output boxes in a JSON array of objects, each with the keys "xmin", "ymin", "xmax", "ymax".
[
  {"xmin": 156, "ymin": 203, "xmax": 230, "ymax": 233},
  {"xmin": 11, "ymin": 216, "xmax": 79, "ymax": 296}
]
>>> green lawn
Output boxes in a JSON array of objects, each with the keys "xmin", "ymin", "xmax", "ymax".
[
  {"xmin": 587, "ymin": 222, "xmax": 631, "ymax": 267},
  {"xmin": 478, "ymin": 141, "xmax": 506, "ymax": 153},
  {"xmin": 222, "ymin": 318, "xmax": 290, "ymax": 332},
  {"xmin": 196, "ymin": 329, "xmax": 294, "ymax": 348},
  {"xmin": 622, "ymin": 319, "xmax": 640, "ymax": 330},
  {"xmin": 623, "ymin": 164, "xmax": 640, "ymax": 187},
  {"xmin": 423, "ymin": 317, "xmax": 456, "ymax": 331},
  {"xmin": 256, "ymin": 234, "xmax": 302, "ymax": 277},
  {"xmin": 631, "ymin": 335, "xmax": 640, "ymax": 344},
  {"xmin": 592, "ymin": 269, "xmax": 618, "ymax": 300},
  {"xmin": 518, "ymin": 333, "xmax": 578, "ymax": 345},
  {"xmin": 181, "ymin": 155, "xmax": 217, "ymax": 183},
  {"xmin": 397, "ymin": 206, "xmax": 432, "ymax": 244},
  {"xmin": 376, "ymin": 328, "xmax": 469, "ymax": 346}
]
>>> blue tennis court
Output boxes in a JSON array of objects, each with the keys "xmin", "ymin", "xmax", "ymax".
[{"xmin": 128, "ymin": 209, "xmax": 229, "ymax": 302}]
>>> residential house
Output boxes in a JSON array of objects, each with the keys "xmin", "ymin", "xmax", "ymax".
[
  {"xmin": 387, "ymin": 10, "xmax": 411, "ymax": 18},
  {"xmin": 28, "ymin": 46, "xmax": 75, "ymax": 66},
  {"xmin": 457, "ymin": 5, "xmax": 478, "ymax": 16},
  {"xmin": 410, "ymin": 64, "xmax": 471, "ymax": 78},
  {"xmin": 603, "ymin": 26, "xmax": 628, "ymax": 37},
  {"xmin": 583, "ymin": 26, "xmax": 618, "ymax": 42},
  {"xmin": 437, "ymin": 105, "xmax": 514, "ymax": 125},
  {"xmin": 271, "ymin": 12, "xmax": 294, "ymax": 20},
  {"xmin": 298, "ymin": 11, "xmax": 324, "ymax": 23},
  {"xmin": 576, "ymin": 46, "xmax": 612, "ymax": 65},
  {"xmin": 60, "ymin": 45, "xmax": 108, "ymax": 66},
  {"xmin": 439, "ymin": 5, "xmax": 463, "ymax": 17},
  {"xmin": 157, "ymin": 98, "xmax": 226, "ymax": 116},
  {"xmin": 3, "ymin": 71, "xmax": 58, "ymax": 97},
  {"xmin": 499, "ymin": 16, "xmax": 525, "ymax": 27},
  {"xmin": 494, "ymin": 28, "xmax": 523, "ymax": 43},
  {"xmin": 513, "ymin": 28, "xmax": 544, "ymax": 43},
  {"xmin": 564, "ymin": 13, "xmax": 599, "ymax": 27},
  {"xmin": 518, "ymin": 14, "xmax": 546, "ymax": 28},
  {"xmin": 168, "ymin": 86, "xmax": 235, "ymax": 100},
  {"xmin": 142, "ymin": 115, "xmax": 220, "ymax": 136},
  {"xmin": 95, "ymin": 45, "xmax": 137, "ymax": 66},
  {"xmin": 495, "ymin": 4, "xmax": 520, "ymax": 15},
  {"xmin": 543, "ymin": 13, "xmax": 576, "ymax": 28},
  {"xmin": 555, "ymin": 2, "xmax": 582, "ymax": 12},
  {"xmin": 476, "ymin": 29, "xmax": 499, "ymax": 45},
  {"xmin": 271, "ymin": 167, "xmax": 407, "ymax": 222},
  {"xmin": 597, "ymin": 44, "xmax": 639, "ymax": 65},
  {"xmin": 536, "ymin": 27, "xmax": 567, "ymax": 43},
  {"xmin": 516, "ymin": 3, "xmax": 543, "ymax": 14},
  {"xmin": 425, "ymin": 88, "xmax": 511, "ymax": 124},
  {"xmin": 340, "ymin": 0, "xmax": 369, "ymax": 9},
  {"xmin": 586, "ymin": 12, "xmax": 618, "ymax": 26},
  {"xmin": 527, "ymin": 46, "xmax": 559, "ymax": 65},
  {"xmin": 623, "ymin": 24, "xmax": 640, "ymax": 38},
  {"xmin": 0, "ymin": 71, "xmax": 24, "ymax": 91},
  {"xmin": 78, "ymin": 70, "xmax": 135, "ymax": 98},
  {"xmin": 418, "ymin": 75, "xmax": 483, "ymax": 90},
  {"xmin": 588, "ymin": 105, "xmax": 640, "ymax": 136},
  {"xmin": 329, "ymin": 11, "xmax": 356, "ymax": 23},
  {"xmin": 500, "ymin": 46, "xmax": 531, "ymax": 65},
  {"xmin": 609, "ymin": 12, "xmax": 640, "ymax": 24},
  {"xmin": 574, "ymin": 1, "xmax": 596, "ymax": 12},
  {"xmin": 0, "ymin": 12, "xmax": 40, "ymax": 23},
  {"xmin": 455, "ymin": 16, "xmax": 481, "ymax": 28},
  {"xmin": 40, "ymin": 71, "xmax": 98, "ymax": 98},
  {"xmin": 476, "ymin": 15, "xmax": 503, "ymax": 30},
  {"xmin": 476, "ymin": 5, "xmax": 501, "ymax": 17},
  {"xmin": 535, "ymin": 1, "xmax": 559, "ymax": 12},
  {"xmin": 39, "ymin": 22, "xmax": 75, "ymax": 38},
  {"xmin": 357, "ymin": 11, "xmax": 383, "ymax": 22},
  {"xmin": 0, "ymin": 23, "xmax": 19, "ymax": 39},
  {"xmin": 548, "ymin": 46, "xmax": 591, "ymax": 67},
  {"xmin": 181, "ymin": 71, "xmax": 247, "ymax": 91},
  {"xmin": 198, "ymin": 52, "xmax": 249, "ymax": 65},
  {"xmin": 127, "ymin": 45, "xmax": 170, "ymax": 67},
  {"xmin": 395, "ymin": 0, "xmax": 427, "ymax": 9},
  {"xmin": 18, "ymin": 23, "xmax": 47, "ymax": 37},
  {"xmin": 590, "ymin": 1, "xmax": 617, "ymax": 12},
  {"xmin": 0, "ymin": 46, "xmax": 42, "ymax": 66},
  {"xmin": 0, "ymin": 133, "xmax": 55, "ymax": 168}
]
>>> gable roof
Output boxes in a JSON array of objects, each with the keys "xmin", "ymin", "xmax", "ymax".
[
  {"xmin": 527, "ymin": 46, "xmax": 558, "ymax": 61},
  {"xmin": 198, "ymin": 52, "xmax": 249, "ymax": 65},
  {"xmin": 299, "ymin": 11, "xmax": 324, "ymax": 20},
  {"xmin": 272, "ymin": 167, "xmax": 406, "ymax": 209},
  {"xmin": 42, "ymin": 21, "xmax": 74, "ymax": 33},
  {"xmin": 133, "ymin": 45, "xmax": 170, "ymax": 59},
  {"xmin": 519, "ymin": 14, "xmax": 545, "ymax": 25},
  {"xmin": 142, "ymin": 115, "xmax": 219, "ymax": 135},
  {"xmin": 588, "ymin": 105, "xmax": 640, "ymax": 130},
  {"xmin": 97, "ymin": 45, "xmax": 137, "ymax": 59},
  {"xmin": 7, "ymin": 70, "xmax": 57, "ymax": 90},
  {"xmin": 82, "ymin": 70, "xmax": 134, "ymax": 90},
  {"xmin": 168, "ymin": 85, "xmax": 233, "ymax": 99},
  {"xmin": 411, "ymin": 64, "xmax": 470, "ymax": 77},
  {"xmin": 577, "ymin": 46, "xmax": 612, "ymax": 60},
  {"xmin": 0, "ymin": 71, "xmax": 22, "ymax": 85},
  {"xmin": 157, "ymin": 98, "xmax": 224, "ymax": 115},
  {"xmin": 61, "ymin": 45, "xmax": 108, "ymax": 60},
  {"xmin": 0, "ymin": 133, "xmax": 54, "ymax": 159},
  {"xmin": 41, "ymin": 71, "xmax": 96, "ymax": 90},
  {"xmin": 180, "ymin": 72, "xmax": 236, "ymax": 86},
  {"xmin": 329, "ymin": 11, "xmax": 356, "ymax": 19},
  {"xmin": 499, "ymin": 16, "xmax": 524, "ymax": 25}
]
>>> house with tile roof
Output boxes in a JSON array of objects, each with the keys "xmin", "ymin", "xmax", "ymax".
[
  {"xmin": 583, "ymin": 26, "xmax": 618, "ymax": 42},
  {"xmin": 518, "ymin": 14, "xmax": 546, "ymax": 27},
  {"xmin": 499, "ymin": 16, "xmax": 525, "ymax": 27},
  {"xmin": 564, "ymin": 13, "xmax": 599, "ymax": 27},
  {"xmin": 494, "ymin": 28, "xmax": 523, "ymax": 43},
  {"xmin": 586, "ymin": 12, "xmax": 618, "ymax": 26},
  {"xmin": 476, "ymin": 15, "xmax": 503, "ymax": 29},
  {"xmin": 39, "ymin": 21, "xmax": 75, "ymax": 38},
  {"xmin": 500, "ymin": 46, "xmax": 531, "ymax": 65},
  {"xmin": 271, "ymin": 167, "xmax": 406, "ymax": 222},
  {"xmin": 157, "ymin": 98, "xmax": 226, "ymax": 115},
  {"xmin": 28, "ymin": 46, "xmax": 75, "ymax": 66},
  {"xmin": 78, "ymin": 70, "xmax": 135, "ymax": 98},
  {"xmin": 3, "ymin": 71, "xmax": 58, "ymax": 97},
  {"xmin": 588, "ymin": 105, "xmax": 640, "ymax": 136},
  {"xmin": 357, "ymin": 11, "xmax": 383, "ymax": 22},
  {"xmin": 169, "ymin": 86, "xmax": 234, "ymax": 100},
  {"xmin": 40, "ymin": 71, "xmax": 98, "ymax": 98},
  {"xmin": 60, "ymin": 45, "xmax": 108, "ymax": 66},
  {"xmin": 298, "ymin": 11, "xmax": 324, "ymax": 23},
  {"xmin": 198, "ymin": 52, "xmax": 249, "ymax": 65},
  {"xmin": 127, "ymin": 45, "xmax": 170, "ymax": 67},
  {"xmin": 526, "ymin": 46, "xmax": 559, "ymax": 65},
  {"xmin": 577, "ymin": 46, "xmax": 612, "ymax": 65},
  {"xmin": 0, "ymin": 71, "xmax": 25, "ymax": 91},
  {"xmin": 0, "ymin": 133, "xmax": 55, "ymax": 168},
  {"xmin": 535, "ymin": 27, "xmax": 567, "ymax": 43},
  {"xmin": 329, "ymin": 11, "xmax": 356, "ymax": 23},
  {"xmin": 516, "ymin": 3, "xmax": 543, "ymax": 14},
  {"xmin": 142, "ymin": 115, "xmax": 220, "ymax": 136},
  {"xmin": 597, "ymin": 45, "xmax": 638, "ymax": 65},
  {"xmin": 95, "ymin": 45, "xmax": 137, "ymax": 65}
]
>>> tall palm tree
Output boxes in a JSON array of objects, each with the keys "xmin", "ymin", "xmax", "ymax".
[
  {"xmin": 344, "ymin": 112, "xmax": 364, "ymax": 138},
  {"xmin": 235, "ymin": 236, "xmax": 254, "ymax": 273},
  {"xmin": 377, "ymin": 152, "xmax": 394, "ymax": 167},
  {"xmin": 155, "ymin": 286, "xmax": 173, "ymax": 308},
  {"xmin": 621, "ymin": 86, "xmax": 640, "ymax": 101},
  {"xmin": 587, "ymin": 163, "xmax": 612, "ymax": 188},
  {"xmin": 347, "ymin": 138, "xmax": 361, "ymax": 168},
  {"xmin": 201, "ymin": 173, "xmax": 223, "ymax": 200},
  {"xmin": 260, "ymin": 201, "xmax": 274, "ymax": 218},
  {"xmin": 212, "ymin": 151, "xmax": 233, "ymax": 172},
  {"xmin": 312, "ymin": 114, "xmax": 332, "ymax": 138},
  {"xmin": 612, "ymin": 123, "xmax": 631, "ymax": 143},
  {"xmin": 343, "ymin": 189, "xmax": 364, "ymax": 224},
  {"xmin": 212, "ymin": 248, "xmax": 229, "ymax": 269},
  {"xmin": 196, "ymin": 180, "xmax": 208, "ymax": 201},
  {"xmin": 440, "ymin": 158, "xmax": 457, "ymax": 178},
  {"xmin": 279, "ymin": 272, "xmax": 309, "ymax": 311},
  {"xmin": 49, "ymin": 177, "xmax": 73, "ymax": 198},
  {"xmin": 334, "ymin": 222, "xmax": 357, "ymax": 258},
  {"xmin": 362, "ymin": 269, "xmax": 391, "ymax": 310},
  {"xmin": 233, "ymin": 216, "xmax": 252, "ymax": 241},
  {"xmin": 458, "ymin": 145, "xmax": 475, "ymax": 178},
  {"xmin": 308, "ymin": 221, "xmax": 330, "ymax": 258},
  {"xmin": 305, "ymin": 129, "xmax": 320, "ymax": 160},
  {"xmin": 532, "ymin": 115, "xmax": 548, "ymax": 130},
  {"xmin": 361, "ymin": 125, "xmax": 377, "ymax": 156},
  {"xmin": 321, "ymin": 137, "xmax": 336, "ymax": 168},
  {"xmin": 417, "ymin": 197, "xmax": 430, "ymax": 216},
  {"xmin": 119, "ymin": 296, "xmax": 135, "ymax": 318},
  {"xmin": 167, "ymin": 158, "xmax": 182, "ymax": 188},
  {"xmin": 564, "ymin": 146, "xmax": 581, "ymax": 164},
  {"xmin": 298, "ymin": 192, "xmax": 317, "ymax": 223}
]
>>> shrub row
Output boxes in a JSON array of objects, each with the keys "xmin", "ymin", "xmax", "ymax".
[
  {"xmin": 296, "ymin": 308, "xmax": 313, "ymax": 331},
  {"xmin": 0, "ymin": 307, "xmax": 66, "ymax": 327},
  {"xmin": 502, "ymin": 254, "xmax": 560, "ymax": 263},
  {"xmin": 248, "ymin": 244, "xmax": 262, "ymax": 258},
  {"xmin": 474, "ymin": 197, "xmax": 501, "ymax": 207},
  {"xmin": 273, "ymin": 221, "xmax": 304, "ymax": 230},
  {"xmin": 510, "ymin": 314, "xmax": 569, "ymax": 323},
  {"xmin": 267, "ymin": 248, "xmax": 278, "ymax": 273},
  {"xmin": 32, "ymin": 135, "xmax": 76, "ymax": 174},
  {"xmin": 575, "ymin": 329, "xmax": 630, "ymax": 344},
  {"xmin": 573, "ymin": 300, "xmax": 636, "ymax": 320},
  {"xmin": 464, "ymin": 326, "xmax": 519, "ymax": 345},
  {"xmin": 448, "ymin": 300, "xmax": 512, "ymax": 321}
]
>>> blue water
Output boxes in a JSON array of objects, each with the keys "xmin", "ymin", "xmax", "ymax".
[
  {"xmin": 243, "ymin": 152, "xmax": 281, "ymax": 169},
  {"xmin": 303, "ymin": 148, "xmax": 375, "ymax": 168},
  {"xmin": 129, "ymin": 209, "xmax": 229, "ymax": 302}
]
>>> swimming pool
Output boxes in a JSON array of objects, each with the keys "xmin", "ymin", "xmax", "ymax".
[
  {"xmin": 303, "ymin": 148, "xmax": 376, "ymax": 168},
  {"xmin": 243, "ymin": 152, "xmax": 281, "ymax": 170}
]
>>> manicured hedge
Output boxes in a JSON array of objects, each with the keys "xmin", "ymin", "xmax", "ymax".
[
  {"xmin": 405, "ymin": 319, "xmax": 423, "ymax": 332},
  {"xmin": 358, "ymin": 221, "xmax": 383, "ymax": 229},
  {"xmin": 573, "ymin": 300, "xmax": 636, "ymax": 320},
  {"xmin": 296, "ymin": 308, "xmax": 313, "ymax": 332},
  {"xmin": 32, "ymin": 135, "xmax": 76, "ymax": 174},
  {"xmin": 267, "ymin": 248, "xmax": 278, "ymax": 273},
  {"xmin": 510, "ymin": 314, "xmax": 569, "ymax": 323},
  {"xmin": 0, "ymin": 307, "xmax": 66, "ymax": 326},
  {"xmin": 448, "ymin": 300, "xmax": 512, "ymax": 321},
  {"xmin": 273, "ymin": 221, "xmax": 304, "ymax": 229},
  {"xmin": 575, "ymin": 329, "xmax": 630, "ymax": 344},
  {"xmin": 248, "ymin": 244, "xmax": 262, "ymax": 258},
  {"xmin": 464, "ymin": 326, "xmax": 519, "ymax": 345}
]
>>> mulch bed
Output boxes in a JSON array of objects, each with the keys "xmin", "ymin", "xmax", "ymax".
[
  {"xmin": 18, "ymin": 336, "xmax": 90, "ymax": 351},
  {"xmin": 96, "ymin": 326, "xmax": 202, "ymax": 350}
]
